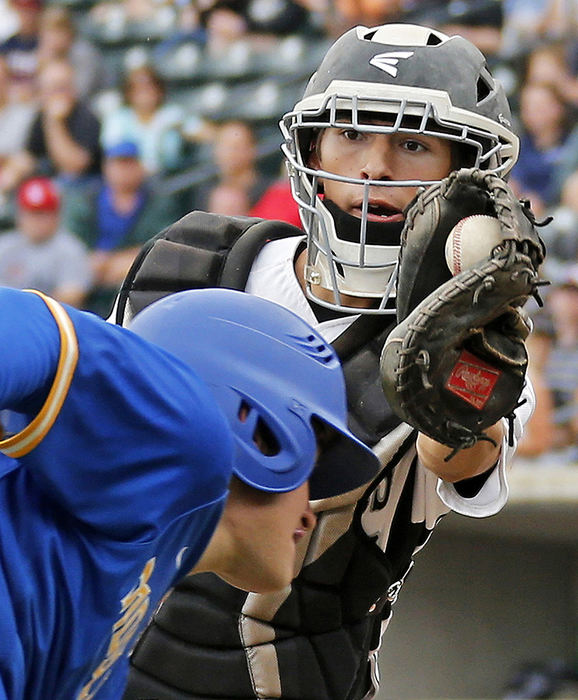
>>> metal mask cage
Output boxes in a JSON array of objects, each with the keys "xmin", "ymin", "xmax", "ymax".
[
  {"xmin": 281, "ymin": 89, "xmax": 516, "ymax": 177},
  {"xmin": 288, "ymin": 171, "xmax": 400, "ymax": 314}
]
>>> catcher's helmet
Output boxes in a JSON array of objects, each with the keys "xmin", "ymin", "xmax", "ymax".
[
  {"xmin": 280, "ymin": 23, "xmax": 519, "ymax": 314},
  {"xmin": 129, "ymin": 288, "xmax": 379, "ymax": 500}
]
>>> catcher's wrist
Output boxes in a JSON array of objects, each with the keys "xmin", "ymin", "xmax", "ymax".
[{"xmin": 416, "ymin": 421, "xmax": 504, "ymax": 482}]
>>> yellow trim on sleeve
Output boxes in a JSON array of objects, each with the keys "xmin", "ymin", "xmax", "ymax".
[{"xmin": 0, "ymin": 291, "xmax": 79, "ymax": 458}]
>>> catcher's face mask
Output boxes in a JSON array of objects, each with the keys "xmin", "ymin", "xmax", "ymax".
[{"xmin": 280, "ymin": 23, "xmax": 519, "ymax": 315}]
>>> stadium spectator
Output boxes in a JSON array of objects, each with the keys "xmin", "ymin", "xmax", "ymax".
[
  {"xmin": 0, "ymin": 176, "xmax": 91, "ymax": 307},
  {"xmin": 240, "ymin": 0, "xmax": 317, "ymax": 36},
  {"xmin": 522, "ymin": 41, "xmax": 578, "ymax": 108},
  {"xmin": 517, "ymin": 315, "xmax": 556, "ymax": 458},
  {"xmin": 203, "ymin": 3, "xmax": 249, "ymax": 53},
  {"xmin": 540, "ymin": 270, "xmax": 578, "ymax": 460},
  {"xmin": 541, "ymin": 169, "xmax": 578, "ymax": 286},
  {"xmin": 194, "ymin": 120, "xmax": 268, "ymax": 212},
  {"xmin": 323, "ymin": 0, "xmax": 402, "ymax": 37},
  {"xmin": 437, "ymin": 0, "xmax": 504, "ymax": 56},
  {"xmin": 100, "ymin": 64, "xmax": 186, "ymax": 176},
  {"xmin": 37, "ymin": 6, "xmax": 107, "ymax": 101},
  {"xmin": 206, "ymin": 181, "xmax": 251, "ymax": 216},
  {"xmin": 535, "ymin": 0, "xmax": 578, "ymax": 43},
  {"xmin": 510, "ymin": 81, "xmax": 578, "ymax": 214},
  {"xmin": 249, "ymin": 175, "xmax": 302, "ymax": 227},
  {"xmin": 62, "ymin": 140, "xmax": 179, "ymax": 317},
  {"xmin": 0, "ymin": 56, "xmax": 35, "ymax": 168},
  {"xmin": 0, "ymin": 57, "xmax": 102, "ymax": 197},
  {"xmin": 0, "ymin": 0, "xmax": 42, "ymax": 102},
  {"xmin": 521, "ymin": 173, "xmax": 578, "ymax": 460},
  {"xmin": 501, "ymin": 0, "xmax": 577, "ymax": 61}
]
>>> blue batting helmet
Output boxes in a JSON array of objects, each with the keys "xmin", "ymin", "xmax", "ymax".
[{"xmin": 129, "ymin": 288, "xmax": 380, "ymax": 500}]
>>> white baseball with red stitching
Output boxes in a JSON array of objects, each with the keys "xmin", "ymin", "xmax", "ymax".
[{"xmin": 445, "ymin": 215, "xmax": 503, "ymax": 275}]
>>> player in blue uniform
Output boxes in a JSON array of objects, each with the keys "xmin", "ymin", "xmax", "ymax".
[{"xmin": 0, "ymin": 286, "xmax": 379, "ymax": 700}]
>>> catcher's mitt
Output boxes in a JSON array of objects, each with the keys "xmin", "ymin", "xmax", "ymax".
[{"xmin": 380, "ymin": 168, "xmax": 548, "ymax": 456}]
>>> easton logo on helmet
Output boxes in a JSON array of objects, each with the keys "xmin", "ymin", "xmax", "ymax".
[{"xmin": 369, "ymin": 51, "xmax": 414, "ymax": 77}]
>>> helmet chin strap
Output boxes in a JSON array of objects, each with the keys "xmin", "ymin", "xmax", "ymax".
[{"xmin": 324, "ymin": 199, "xmax": 404, "ymax": 246}]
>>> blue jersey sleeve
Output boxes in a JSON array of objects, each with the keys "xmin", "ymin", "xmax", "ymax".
[
  {"xmin": 0, "ymin": 288, "xmax": 60, "ymax": 409},
  {"xmin": 0, "ymin": 289, "xmax": 234, "ymax": 542}
]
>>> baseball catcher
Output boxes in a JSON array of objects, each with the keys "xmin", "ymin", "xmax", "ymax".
[{"xmin": 116, "ymin": 22, "xmax": 545, "ymax": 700}]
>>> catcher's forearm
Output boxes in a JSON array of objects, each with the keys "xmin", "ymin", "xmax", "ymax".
[{"xmin": 416, "ymin": 421, "xmax": 505, "ymax": 482}]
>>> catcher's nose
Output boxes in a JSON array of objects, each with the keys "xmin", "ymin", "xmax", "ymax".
[{"xmin": 360, "ymin": 137, "xmax": 395, "ymax": 181}]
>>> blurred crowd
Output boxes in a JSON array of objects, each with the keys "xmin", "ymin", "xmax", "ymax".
[{"xmin": 0, "ymin": 0, "xmax": 575, "ymax": 464}]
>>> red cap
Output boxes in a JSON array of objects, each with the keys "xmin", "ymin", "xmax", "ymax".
[
  {"xmin": 17, "ymin": 178, "xmax": 60, "ymax": 212},
  {"xmin": 11, "ymin": 0, "xmax": 44, "ymax": 9}
]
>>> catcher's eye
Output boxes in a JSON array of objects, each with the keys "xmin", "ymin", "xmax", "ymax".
[
  {"xmin": 340, "ymin": 128, "xmax": 364, "ymax": 141},
  {"xmin": 401, "ymin": 139, "xmax": 427, "ymax": 153}
]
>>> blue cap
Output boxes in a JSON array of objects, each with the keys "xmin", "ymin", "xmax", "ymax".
[
  {"xmin": 129, "ymin": 289, "xmax": 380, "ymax": 500},
  {"xmin": 105, "ymin": 140, "xmax": 140, "ymax": 159}
]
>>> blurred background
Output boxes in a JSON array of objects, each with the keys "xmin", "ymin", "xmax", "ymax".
[{"xmin": 0, "ymin": 0, "xmax": 575, "ymax": 696}]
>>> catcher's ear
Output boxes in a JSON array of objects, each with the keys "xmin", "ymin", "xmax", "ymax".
[
  {"xmin": 307, "ymin": 142, "xmax": 325, "ymax": 195},
  {"xmin": 307, "ymin": 128, "xmax": 323, "ymax": 169},
  {"xmin": 308, "ymin": 145, "xmax": 320, "ymax": 169}
]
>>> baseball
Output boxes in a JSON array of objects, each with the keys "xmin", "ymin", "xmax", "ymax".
[{"xmin": 445, "ymin": 215, "xmax": 503, "ymax": 275}]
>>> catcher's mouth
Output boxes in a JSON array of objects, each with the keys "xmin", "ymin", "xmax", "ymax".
[{"xmin": 352, "ymin": 201, "xmax": 403, "ymax": 222}]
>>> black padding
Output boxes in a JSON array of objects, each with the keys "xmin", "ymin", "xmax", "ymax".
[{"xmin": 115, "ymin": 211, "xmax": 303, "ymax": 324}]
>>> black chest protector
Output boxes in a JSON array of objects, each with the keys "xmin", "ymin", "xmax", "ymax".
[{"xmin": 119, "ymin": 211, "xmax": 420, "ymax": 700}]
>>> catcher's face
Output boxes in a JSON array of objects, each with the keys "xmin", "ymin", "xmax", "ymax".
[{"xmin": 310, "ymin": 125, "xmax": 453, "ymax": 219}]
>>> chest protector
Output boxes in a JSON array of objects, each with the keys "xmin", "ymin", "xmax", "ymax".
[{"xmin": 119, "ymin": 212, "xmax": 420, "ymax": 700}]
